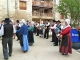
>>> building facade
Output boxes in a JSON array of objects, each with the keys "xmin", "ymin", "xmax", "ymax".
[
  {"xmin": 32, "ymin": 0, "xmax": 53, "ymax": 22},
  {"xmin": 0, "ymin": 0, "xmax": 63, "ymax": 22},
  {"xmin": 0, "ymin": 0, "xmax": 32, "ymax": 21},
  {"xmin": 0, "ymin": 0, "xmax": 15, "ymax": 20}
]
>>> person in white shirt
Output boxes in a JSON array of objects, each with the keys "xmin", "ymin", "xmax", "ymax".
[
  {"xmin": 16, "ymin": 20, "xmax": 21, "ymax": 41},
  {"xmin": 39, "ymin": 21, "xmax": 44, "ymax": 37},
  {"xmin": 36, "ymin": 22, "xmax": 40, "ymax": 36},
  {"xmin": 54, "ymin": 20, "xmax": 63, "ymax": 46},
  {"xmin": 44, "ymin": 20, "xmax": 50, "ymax": 39},
  {"xmin": 50, "ymin": 20, "xmax": 57, "ymax": 43}
]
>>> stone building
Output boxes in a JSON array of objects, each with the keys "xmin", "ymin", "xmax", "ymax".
[
  {"xmin": 32, "ymin": 0, "xmax": 53, "ymax": 22},
  {"xmin": 0, "ymin": 0, "xmax": 15, "ymax": 21},
  {"xmin": 0, "ymin": 0, "xmax": 32, "ymax": 21},
  {"xmin": 0, "ymin": 0, "xmax": 63, "ymax": 22}
]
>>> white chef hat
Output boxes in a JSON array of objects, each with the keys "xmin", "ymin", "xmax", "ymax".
[
  {"xmin": 21, "ymin": 19, "xmax": 26, "ymax": 24},
  {"xmin": 65, "ymin": 19, "xmax": 70, "ymax": 25}
]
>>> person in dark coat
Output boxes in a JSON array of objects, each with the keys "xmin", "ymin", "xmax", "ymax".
[
  {"xmin": 2, "ymin": 18, "xmax": 15, "ymax": 60},
  {"xmin": 50, "ymin": 20, "xmax": 56, "ymax": 42},
  {"xmin": 44, "ymin": 20, "xmax": 50, "ymax": 39},
  {"xmin": 28, "ymin": 22, "xmax": 34, "ymax": 46},
  {"xmin": 36, "ymin": 22, "xmax": 39, "ymax": 36},
  {"xmin": 16, "ymin": 20, "xmax": 21, "ymax": 41}
]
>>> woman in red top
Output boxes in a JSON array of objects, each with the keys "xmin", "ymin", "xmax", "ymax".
[{"xmin": 59, "ymin": 19, "xmax": 72, "ymax": 55}]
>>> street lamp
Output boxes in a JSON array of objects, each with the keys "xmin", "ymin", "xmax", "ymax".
[{"xmin": 7, "ymin": 0, "xmax": 9, "ymax": 18}]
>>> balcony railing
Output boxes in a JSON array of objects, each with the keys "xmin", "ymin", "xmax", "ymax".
[
  {"xmin": 32, "ymin": 12, "xmax": 53, "ymax": 17},
  {"xmin": 32, "ymin": 1, "xmax": 53, "ymax": 8}
]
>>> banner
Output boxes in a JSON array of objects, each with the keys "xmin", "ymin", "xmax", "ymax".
[{"xmin": 70, "ymin": 29, "xmax": 80, "ymax": 42}]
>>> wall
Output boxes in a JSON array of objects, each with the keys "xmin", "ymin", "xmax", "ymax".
[
  {"xmin": 0, "ymin": 0, "xmax": 32, "ymax": 22},
  {"xmin": 14, "ymin": 0, "xmax": 32, "ymax": 21},
  {"xmin": 0, "ymin": 0, "xmax": 15, "ymax": 21}
]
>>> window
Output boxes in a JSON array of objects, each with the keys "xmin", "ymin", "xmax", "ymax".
[{"xmin": 19, "ymin": 1, "xmax": 27, "ymax": 10}]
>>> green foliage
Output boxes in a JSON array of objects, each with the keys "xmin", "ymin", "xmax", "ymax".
[{"xmin": 56, "ymin": 0, "xmax": 80, "ymax": 27}]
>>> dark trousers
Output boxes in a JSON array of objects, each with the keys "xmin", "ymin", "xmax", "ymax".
[
  {"xmin": 52, "ymin": 32, "xmax": 56, "ymax": 42},
  {"xmin": 16, "ymin": 32, "xmax": 20, "ymax": 40},
  {"xmin": 34, "ymin": 27, "xmax": 37, "ymax": 34},
  {"xmin": 54, "ymin": 34, "xmax": 60, "ymax": 45},
  {"xmin": 55, "ymin": 37, "xmax": 58, "ymax": 45},
  {"xmin": 36, "ymin": 28, "xmax": 39, "ymax": 36},
  {"xmin": 39, "ymin": 29, "xmax": 43, "ymax": 35},
  {"xmin": 2, "ymin": 37, "xmax": 13, "ymax": 59},
  {"xmin": 78, "ymin": 31, "xmax": 80, "ymax": 40},
  {"xmin": 44, "ymin": 30, "xmax": 49, "ymax": 39}
]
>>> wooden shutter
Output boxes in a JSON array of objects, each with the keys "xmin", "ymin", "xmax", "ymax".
[{"xmin": 19, "ymin": 1, "xmax": 26, "ymax": 10}]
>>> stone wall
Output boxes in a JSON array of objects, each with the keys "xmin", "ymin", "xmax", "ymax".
[
  {"xmin": 0, "ymin": 0, "xmax": 32, "ymax": 22},
  {"xmin": 0, "ymin": 0, "xmax": 15, "ymax": 21},
  {"xmin": 14, "ymin": 0, "xmax": 32, "ymax": 21}
]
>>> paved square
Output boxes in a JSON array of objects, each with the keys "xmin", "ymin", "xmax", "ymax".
[{"xmin": 0, "ymin": 35, "xmax": 80, "ymax": 60}]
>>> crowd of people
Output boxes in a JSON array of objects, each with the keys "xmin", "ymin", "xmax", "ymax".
[{"xmin": 0, "ymin": 18, "xmax": 72, "ymax": 60}]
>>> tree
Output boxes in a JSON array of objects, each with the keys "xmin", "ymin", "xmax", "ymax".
[{"xmin": 56, "ymin": 0, "xmax": 80, "ymax": 27}]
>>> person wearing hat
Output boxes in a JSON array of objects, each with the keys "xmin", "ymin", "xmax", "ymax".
[
  {"xmin": 54, "ymin": 20, "xmax": 63, "ymax": 46},
  {"xmin": 16, "ymin": 20, "xmax": 21, "ymax": 41},
  {"xmin": 50, "ymin": 19, "xmax": 57, "ymax": 42},
  {"xmin": 59, "ymin": 19, "xmax": 72, "ymax": 55},
  {"xmin": 16, "ymin": 19, "xmax": 29, "ymax": 52},
  {"xmin": 2, "ymin": 18, "xmax": 15, "ymax": 60}
]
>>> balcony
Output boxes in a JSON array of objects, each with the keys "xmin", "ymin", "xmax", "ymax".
[
  {"xmin": 32, "ymin": 1, "xmax": 53, "ymax": 8},
  {"xmin": 32, "ymin": 12, "xmax": 53, "ymax": 19}
]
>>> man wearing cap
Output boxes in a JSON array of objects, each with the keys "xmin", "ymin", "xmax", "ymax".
[
  {"xmin": 54, "ymin": 20, "xmax": 63, "ymax": 46},
  {"xmin": 50, "ymin": 20, "xmax": 57, "ymax": 44},
  {"xmin": 2, "ymin": 18, "xmax": 15, "ymax": 60}
]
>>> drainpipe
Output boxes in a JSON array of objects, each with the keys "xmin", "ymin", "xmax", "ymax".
[{"xmin": 7, "ymin": 0, "xmax": 9, "ymax": 18}]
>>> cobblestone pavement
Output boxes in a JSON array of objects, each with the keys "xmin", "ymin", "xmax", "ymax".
[{"xmin": 0, "ymin": 35, "xmax": 80, "ymax": 60}]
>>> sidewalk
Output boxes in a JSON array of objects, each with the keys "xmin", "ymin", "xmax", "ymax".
[{"xmin": 0, "ymin": 35, "xmax": 80, "ymax": 60}]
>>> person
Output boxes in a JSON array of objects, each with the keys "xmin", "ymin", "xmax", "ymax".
[
  {"xmin": 28, "ymin": 22, "xmax": 34, "ymax": 46},
  {"xmin": 78, "ymin": 24, "xmax": 80, "ymax": 40},
  {"xmin": 0, "ymin": 20, "xmax": 4, "ymax": 37},
  {"xmin": 59, "ymin": 19, "xmax": 72, "ymax": 55},
  {"xmin": 50, "ymin": 20, "xmax": 56, "ymax": 42},
  {"xmin": 54, "ymin": 20, "xmax": 63, "ymax": 46},
  {"xmin": 16, "ymin": 20, "xmax": 21, "ymax": 41},
  {"xmin": 16, "ymin": 19, "xmax": 29, "ymax": 52},
  {"xmin": 44, "ymin": 20, "xmax": 50, "ymax": 39},
  {"xmin": 2, "ymin": 18, "xmax": 15, "ymax": 60},
  {"xmin": 10, "ymin": 20, "xmax": 16, "ymax": 39},
  {"xmin": 39, "ymin": 21, "xmax": 44, "ymax": 37},
  {"xmin": 33, "ymin": 21, "xmax": 37, "ymax": 34},
  {"xmin": 36, "ymin": 22, "xmax": 40, "ymax": 36}
]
